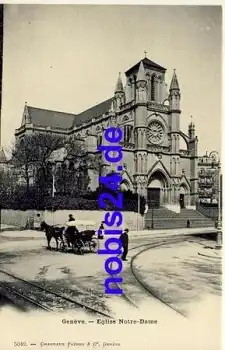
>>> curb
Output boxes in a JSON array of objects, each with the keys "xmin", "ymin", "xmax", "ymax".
[{"xmin": 197, "ymin": 251, "xmax": 222, "ymax": 259}]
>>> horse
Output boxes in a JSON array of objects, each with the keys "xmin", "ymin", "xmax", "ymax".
[{"xmin": 40, "ymin": 221, "xmax": 65, "ymax": 250}]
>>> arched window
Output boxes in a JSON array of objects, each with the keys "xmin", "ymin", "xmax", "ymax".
[
  {"xmin": 124, "ymin": 125, "xmax": 133, "ymax": 143},
  {"xmin": 151, "ymin": 75, "xmax": 156, "ymax": 101}
]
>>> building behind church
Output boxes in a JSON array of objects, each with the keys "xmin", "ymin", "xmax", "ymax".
[
  {"xmin": 15, "ymin": 57, "xmax": 201, "ymax": 213},
  {"xmin": 198, "ymin": 151, "xmax": 220, "ymax": 205}
]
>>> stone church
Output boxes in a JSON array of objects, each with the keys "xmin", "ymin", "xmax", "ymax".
[{"xmin": 15, "ymin": 57, "xmax": 198, "ymax": 213}]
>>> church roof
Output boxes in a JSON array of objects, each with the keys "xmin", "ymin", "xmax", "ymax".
[
  {"xmin": 125, "ymin": 57, "xmax": 166, "ymax": 76},
  {"xmin": 26, "ymin": 106, "xmax": 76, "ymax": 129},
  {"xmin": 25, "ymin": 97, "xmax": 113, "ymax": 130},
  {"xmin": 0, "ymin": 147, "xmax": 7, "ymax": 163},
  {"xmin": 72, "ymin": 97, "xmax": 113, "ymax": 127}
]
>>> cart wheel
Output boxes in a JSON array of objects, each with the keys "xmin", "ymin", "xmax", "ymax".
[
  {"xmin": 89, "ymin": 238, "xmax": 99, "ymax": 253},
  {"xmin": 75, "ymin": 239, "xmax": 85, "ymax": 255}
]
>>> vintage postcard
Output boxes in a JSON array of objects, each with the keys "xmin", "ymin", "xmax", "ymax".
[{"xmin": 0, "ymin": 4, "xmax": 222, "ymax": 350}]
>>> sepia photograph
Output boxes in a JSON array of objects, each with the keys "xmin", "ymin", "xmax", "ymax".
[{"xmin": 0, "ymin": 4, "xmax": 222, "ymax": 350}]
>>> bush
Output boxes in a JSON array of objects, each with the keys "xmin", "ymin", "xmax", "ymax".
[{"xmin": 84, "ymin": 187, "xmax": 146, "ymax": 215}]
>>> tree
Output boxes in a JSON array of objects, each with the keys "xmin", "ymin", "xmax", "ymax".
[
  {"xmin": 0, "ymin": 167, "xmax": 20, "ymax": 206},
  {"xmin": 54, "ymin": 137, "xmax": 94, "ymax": 195},
  {"xmin": 10, "ymin": 133, "xmax": 98, "ymax": 197},
  {"xmin": 11, "ymin": 133, "xmax": 66, "ymax": 193}
]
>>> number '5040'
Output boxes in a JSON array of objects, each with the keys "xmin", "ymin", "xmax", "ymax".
[{"xmin": 14, "ymin": 342, "xmax": 27, "ymax": 347}]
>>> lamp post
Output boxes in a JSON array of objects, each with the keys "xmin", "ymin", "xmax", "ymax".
[
  {"xmin": 151, "ymin": 205, "xmax": 154, "ymax": 229},
  {"xmin": 137, "ymin": 189, "xmax": 140, "ymax": 231},
  {"xmin": 215, "ymin": 160, "xmax": 222, "ymax": 249},
  {"xmin": 50, "ymin": 161, "xmax": 56, "ymax": 226}
]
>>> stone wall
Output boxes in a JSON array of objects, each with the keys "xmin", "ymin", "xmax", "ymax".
[{"xmin": 1, "ymin": 209, "xmax": 144, "ymax": 231}]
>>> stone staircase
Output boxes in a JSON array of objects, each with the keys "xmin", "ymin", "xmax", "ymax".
[{"xmin": 145, "ymin": 207, "xmax": 215, "ymax": 230}]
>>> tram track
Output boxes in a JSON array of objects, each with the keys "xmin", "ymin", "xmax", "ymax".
[
  {"xmin": 111, "ymin": 235, "xmax": 204, "ymax": 317},
  {"xmin": 0, "ymin": 268, "xmax": 113, "ymax": 318},
  {"xmin": 0, "ymin": 281, "xmax": 54, "ymax": 313},
  {"xmin": 130, "ymin": 241, "xmax": 188, "ymax": 318}
]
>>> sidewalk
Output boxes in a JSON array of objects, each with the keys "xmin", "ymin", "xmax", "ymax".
[
  {"xmin": 0, "ymin": 224, "xmax": 19, "ymax": 232},
  {"xmin": 0, "ymin": 225, "xmax": 217, "ymax": 240},
  {"xmin": 197, "ymin": 242, "xmax": 222, "ymax": 259},
  {"xmin": 129, "ymin": 226, "xmax": 217, "ymax": 237}
]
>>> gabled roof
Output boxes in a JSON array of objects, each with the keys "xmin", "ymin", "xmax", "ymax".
[
  {"xmin": 72, "ymin": 97, "xmax": 113, "ymax": 127},
  {"xmin": 125, "ymin": 57, "xmax": 166, "ymax": 76},
  {"xmin": 48, "ymin": 147, "xmax": 67, "ymax": 162},
  {"xmin": 24, "ymin": 97, "xmax": 114, "ymax": 130},
  {"xmin": 26, "ymin": 106, "xmax": 76, "ymax": 129}
]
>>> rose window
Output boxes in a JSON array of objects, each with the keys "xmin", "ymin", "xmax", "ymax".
[{"xmin": 147, "ymin": 121, "xmax": 164, "ymax": 144}]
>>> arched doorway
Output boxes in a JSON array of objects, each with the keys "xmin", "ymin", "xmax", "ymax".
[
  {"xmin": 148, "ymin": 171, "xmax": 169, "ymax": 207},
  {"xmin": 180, "ymin": 184, "xmax": 188, "ymax": 209}
]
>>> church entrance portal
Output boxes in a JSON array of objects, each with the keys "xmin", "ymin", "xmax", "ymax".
[
  {"xmin": 147, "ymin": 188, "xmax": 160, "ymax": 207},
  {"xmin": 148, "ymin": 171, "xmax": 169, "ymax": 207},
  {"xmin": 179, "ymin": 194, "xmax": 185, "ymax": 209}
]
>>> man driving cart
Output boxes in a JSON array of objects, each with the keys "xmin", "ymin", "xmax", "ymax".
[{"xmin": 64, "ymin": 215, "xmax": 79, "ymax": 248}]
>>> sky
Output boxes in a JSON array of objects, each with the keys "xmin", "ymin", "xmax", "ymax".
[{"xmin": 1, "ymin": 5, "xmax": 222, "ymax": 155}]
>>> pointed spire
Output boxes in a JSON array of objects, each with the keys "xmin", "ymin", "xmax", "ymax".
[
  {"xmin": 114, "ymin": 72, "xmax": 123, "ymax": 93},
  {"xmin": 189, "ymin": 115, "xmax": 195, "ymax": 128},
  {"xmin": 23, "ymin": 101, "xmax": 31, "ymax": 124},
  {"xmin": 137, "ymin": 61, "xmax": 147, "ymax": 82},
  {"xmin": 188, "ymin": 116, "xmax": 195, "ymax": 138},
  {"xmin": 0, "ymin": 146, "xmax": 7, "ymax": 163},
  {"xmin": 169, "ymin": 69, "xmax": 180, "ymax": 90}
]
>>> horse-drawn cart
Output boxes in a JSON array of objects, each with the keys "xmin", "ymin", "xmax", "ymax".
[{"xmin": 55, "ymin": 220, "xmax": 99, "ymax": 254}]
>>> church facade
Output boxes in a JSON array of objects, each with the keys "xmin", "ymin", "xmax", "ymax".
[{"xmin": 15, "ymin": 57, "xmax": 198, "ymax": 212}]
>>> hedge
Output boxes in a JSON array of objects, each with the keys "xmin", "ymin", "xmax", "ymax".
[{"xmin": 0, "ymin": 190, "xmax": 146, "ymax": 215}]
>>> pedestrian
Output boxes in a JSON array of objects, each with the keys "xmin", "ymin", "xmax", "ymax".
[
  {"xmin": 98, "ymin": 221, "xmax": 104, "ymax": 239},
  {"xmin": 144, "ymin": 203, "xmax": 149, "ymax": 214},
  {"xmin": 34, "ymin": 213, "xmax": 42, "ymax": 230},
  {"xmin": 68, "ymin": 214, "xmax": 75, "ymax": 222},
  {"xmin": 119, "ymin": 228, "xmax": 129, "ymax": 261}
]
